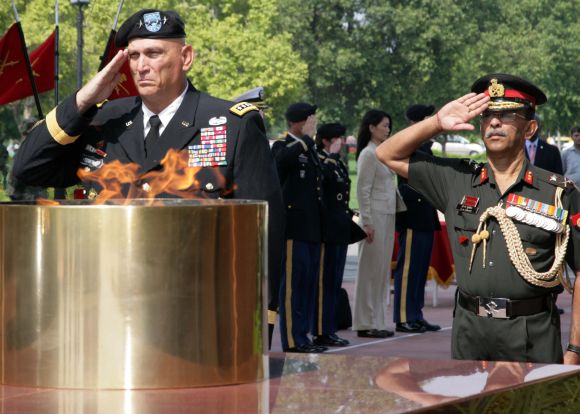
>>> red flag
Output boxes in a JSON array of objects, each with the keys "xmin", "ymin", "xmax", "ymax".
[
  {"xmin": 29, "ymin": 30, "xmax": 56, "ymax": 94},
  {"xmin": 100, "ymin": 30, "xmax": 138, "ymax": 100},
  {"xmin": 0, "ymin": 24, "xmax": 54, "ymax": 106}
]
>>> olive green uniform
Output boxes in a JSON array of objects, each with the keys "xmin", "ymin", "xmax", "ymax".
[{"xmin": 409, "ymin": 152, "xmax": 580, "ymax": 363}]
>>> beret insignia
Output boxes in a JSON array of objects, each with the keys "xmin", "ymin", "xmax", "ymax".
[{"xmin": 229, "ymin": 102, "xmax": 259, "ymax": 117}]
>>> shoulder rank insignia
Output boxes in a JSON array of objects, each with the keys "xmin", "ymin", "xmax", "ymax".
[
  {"xmin": 461, "ymin": 158, "xmax": 483, "ymax": 173},
  {"xmin": 538, "ymin": 171, "xmax": 575, "ymax": 189},
  {"xmin": 229, "ymin": 102, "xmax": 259, "ymax": 117}
]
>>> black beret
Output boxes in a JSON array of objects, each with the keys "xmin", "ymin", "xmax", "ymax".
[
  {"xmin": 285, "ymin": 102, "xmax": 317, "ymax": 122},
  {"xmin": 471, "ymin": 73, "xmax": 547, "ymax": 111},
  {"xmin": 405, "ymin": 104, "xmax": 435, "ymax": 122},
  {"xmin": 317, "ymin": 123, "xmax": 346, "ymax": 140},
  {"xmin": 115, "ymin": 9, "xmax": 186, "ymax": 48}
]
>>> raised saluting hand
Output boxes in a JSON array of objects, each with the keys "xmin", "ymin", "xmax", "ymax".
[
  {"xmin": 435, "ymin": 92, "xmax": 489, "ymax": 132},
  {"xmin": 76, "ymin": 49, "xmax": 129, "ymax": 114}
]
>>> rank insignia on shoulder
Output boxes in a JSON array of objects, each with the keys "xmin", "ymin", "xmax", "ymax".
[
  {"xmin": 462, "ymin": 159, "xmax": 483, "ymax": 173},
  {"xmin": 229, "ymin": 102, "xmax": 259, "ymax": 117},
  {"xmin": 540, "ymin": 172, "xmax": 574, "ymax": 188}
]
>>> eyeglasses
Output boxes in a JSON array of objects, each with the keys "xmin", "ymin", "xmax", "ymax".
[{"xmin": 480, "ymin": 111, "xmax": 529, "ymax": 123}]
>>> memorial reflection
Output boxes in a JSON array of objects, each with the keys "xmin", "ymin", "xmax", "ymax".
[{"xmin": 1, "ymin": 354, "xmax": 580, "ymax": 413}]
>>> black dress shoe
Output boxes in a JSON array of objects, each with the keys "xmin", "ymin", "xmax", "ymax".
[
  {"xmin": 314, "ymin": 334, "xmax": 349, "ymax": 347},
  {"xmin": 418, "ymin": 319, "xmax": 441, "ymax": 332},
  {"xmin": 286, "ymin": 342, "xmax": 327, "ymax": 353},
  {"xmin": 396, "ymin": 322, "xmax": 427, "ymax": 333},
  {"xmin": 357, "ymin": 329, "xmax": 394, "ymax": 338}
]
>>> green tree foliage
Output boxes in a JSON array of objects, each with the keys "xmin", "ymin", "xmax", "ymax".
[{"xmin": 0, "ymin": 0, "xmax": 578, "ymax": 140}]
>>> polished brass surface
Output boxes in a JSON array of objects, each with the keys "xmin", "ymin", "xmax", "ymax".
[{"xmin": 0, "ymin": 199, "xmax": 267, "ymax": 389}]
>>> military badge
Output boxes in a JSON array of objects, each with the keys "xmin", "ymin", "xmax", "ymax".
[
  {"xmin": 209, "ymin": 116, "xmax": 227, "ymax": 126},
  {"xmin": 456, "ymin": 195, "xmax": 480, "ymax": 214},
  {"xmin": 488, "ymin": 79, "xmax": 505, "ymax": 98},
  {"xmin": 143, "ymin": 12, "xmax": 163, "ymax": 33},
  {"xmin": 188, "ymin": 126, "xmax": 228, "ymax": 167},
  {"xmin": 505, "ymin": 193, "xmax": 567, "ymax": 233}
]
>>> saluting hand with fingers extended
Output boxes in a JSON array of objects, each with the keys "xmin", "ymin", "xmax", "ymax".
[
  {"xmin": 76, "ymin": 49, "xmax": 129, "ymax": 114},
  {"xmin": 436, "ymin": 92, "xmax": 489, "ymax": 132}
]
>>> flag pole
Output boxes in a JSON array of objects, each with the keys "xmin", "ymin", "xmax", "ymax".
[
  {"xmin": 11, "ymin": 0, "xmax": 43, "ymax": 119},
  {"xmin": 54, "ymin": 0, "xmax": 59, "ymax": 105},
  {"xmin": 99, "ymin": 0, "xmax": 124, "ymax": 70}
]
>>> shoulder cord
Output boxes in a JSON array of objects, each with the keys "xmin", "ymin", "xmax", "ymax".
[{"xmin": 468, "ymin": 187, "xmax": 572, "ymax": 291}]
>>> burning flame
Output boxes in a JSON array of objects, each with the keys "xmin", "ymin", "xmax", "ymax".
[{"xmin": 73, "ymin": 149, "xmax": 227, "ymax": 205}]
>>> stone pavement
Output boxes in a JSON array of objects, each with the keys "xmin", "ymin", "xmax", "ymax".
[{"xmin": 270, "ymin": 244, "xmax": 574, "ymax": 359}]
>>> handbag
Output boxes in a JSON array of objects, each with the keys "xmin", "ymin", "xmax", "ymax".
[
  {"xmin": 395, "ymin": 188, "xmax": 407, "ymax": 213},
  {"xmin": 349, "ymin": 213, "xmax": 367, "ymax": 244}
]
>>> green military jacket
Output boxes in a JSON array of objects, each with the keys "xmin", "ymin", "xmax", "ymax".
[{"xmin": 408, "ymin": 152, "xmax": 579, "ymax": 300}]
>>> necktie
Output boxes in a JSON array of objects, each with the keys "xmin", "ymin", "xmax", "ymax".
[
  {"xmin": 145, "ymin": 115, "xmax": 161, "ymax": 156},
  {"xmin": 528, "ymin": 142, "xmax": 536, "ymax": 164}
]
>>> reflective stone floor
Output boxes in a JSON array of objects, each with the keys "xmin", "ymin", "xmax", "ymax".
[{"xmin": 1, "ymin": 353, "xmax": 580, "ymax": 413}]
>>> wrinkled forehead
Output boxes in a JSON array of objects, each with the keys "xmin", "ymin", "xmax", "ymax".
[{"xmin": 127, "ymin": 37, "xmax": 185, "ymax": 52}]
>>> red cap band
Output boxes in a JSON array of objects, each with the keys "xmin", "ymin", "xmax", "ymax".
[{"xmin": 484, "ymin": 88, "xmax": 536, "ymax": 105}]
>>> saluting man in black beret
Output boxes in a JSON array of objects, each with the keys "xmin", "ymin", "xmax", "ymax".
[
  {"xmin": 12, "ymin": 9, "xmax": 285, "ymax": 349},
  {"xmin": 377, "ymin": 73, "xmax": 580, "ymax": 364}
]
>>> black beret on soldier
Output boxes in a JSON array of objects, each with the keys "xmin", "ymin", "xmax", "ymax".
[
  {"xmin": 317, "ymin": 123, "xmax": 346, "ymax": 140},
  {"xmin": 285, "ymin": 102, "xmax": 317, "ymax": 123},
  {"xmin": 405, "ymin": 104, "xmax": 435, "ymax": 123},
  {"xmin": 471, "ymin": 73, "xmax": 547, "ymax": 112},
  {"xmin": 115, "ymin": 9, "xmax": 186, "ymax": 48}
]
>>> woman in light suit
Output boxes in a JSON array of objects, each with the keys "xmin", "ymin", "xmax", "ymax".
[{"xmin": 353, "ymin": 109, "xmax": 397, "ymax": 338}]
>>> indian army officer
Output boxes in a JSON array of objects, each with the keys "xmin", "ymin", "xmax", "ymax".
[
  {"xmin": 311, "ymin": 123, "xmax": 351, "ymax": 347},
  {"xmin": 376, "ymin": 73, "xmax": 580, "ymax": 363},
  {"xmin": 12, "ymin": 9, "xmax": 284, "ymax": 348},
  {"xmin": 272, "ymin": 102, "xmax": 326, "ymax": 353}
]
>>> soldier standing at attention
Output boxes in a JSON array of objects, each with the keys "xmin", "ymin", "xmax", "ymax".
[
  {"xmin": 393, "ymin": 104, "xmax": 441, "ymax": 334},
  {"xmin": 312, "ymin": 123, "xmax": 351, "ymax": 347},
  {"xmin": 377, "ymin": 74, "xmax": 580, "ymax": 363},
  {"xmin": 272, "ymin": 103, "xmax": 327, "ymax": 353}
]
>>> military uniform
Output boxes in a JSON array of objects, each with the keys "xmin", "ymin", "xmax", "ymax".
[
  {"xmin": 313, "ymin": 149, "xmax": 351, "ymax": 340},
  {"xmin": 12, "ymin": 82, "xmax": 285, "ymax": 341},
  {"xmin": 272, "ymin": 131, "xmax": 324, "ymax": 352},
  {"xmin": 408, "ymin": 152, "xmax": 579, "ymax": 362},
  {"xmin": 393, "ymin": 142, "xmax": 441, "ymax": 330}
]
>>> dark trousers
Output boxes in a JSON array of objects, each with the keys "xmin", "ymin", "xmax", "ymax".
[
  {"xmin": 278, "ymin": 239, "xmax": 321, "ymax": 350},
  {"xmin": 452, "ymin": 299, "xmax": 562, "ymax": 363},
  {"xmin": 393, "ymin": 229, "xmax": 434, "ymax": 323},
  {"xmin": 312, "ymin": 243, "xmax": 348, "ymax": 336}
]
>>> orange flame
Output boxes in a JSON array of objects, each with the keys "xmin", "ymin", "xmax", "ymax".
[
  {"xmin": 36, "ymin": 198, "xmax": 60, "ymax": 206},
  {"xmin": 76, "ymin": 149, "xmax": 227, "ymax": 205}
]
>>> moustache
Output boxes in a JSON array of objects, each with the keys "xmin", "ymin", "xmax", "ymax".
[{"xmin": 484, "ymin": 129, "xmax": 507, "ymax": 139}]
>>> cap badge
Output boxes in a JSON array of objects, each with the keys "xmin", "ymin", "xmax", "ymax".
[
  {"xmin": 209, "ymin": 116, "xmax": 227, "ymax": 126},
  {"xmin": 488, "ymin": 79, "xmax": 505, "ymax": 98},
  {"xmin": 143, "ymin": 12, "xmax": 163, "ymax": 33}
]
